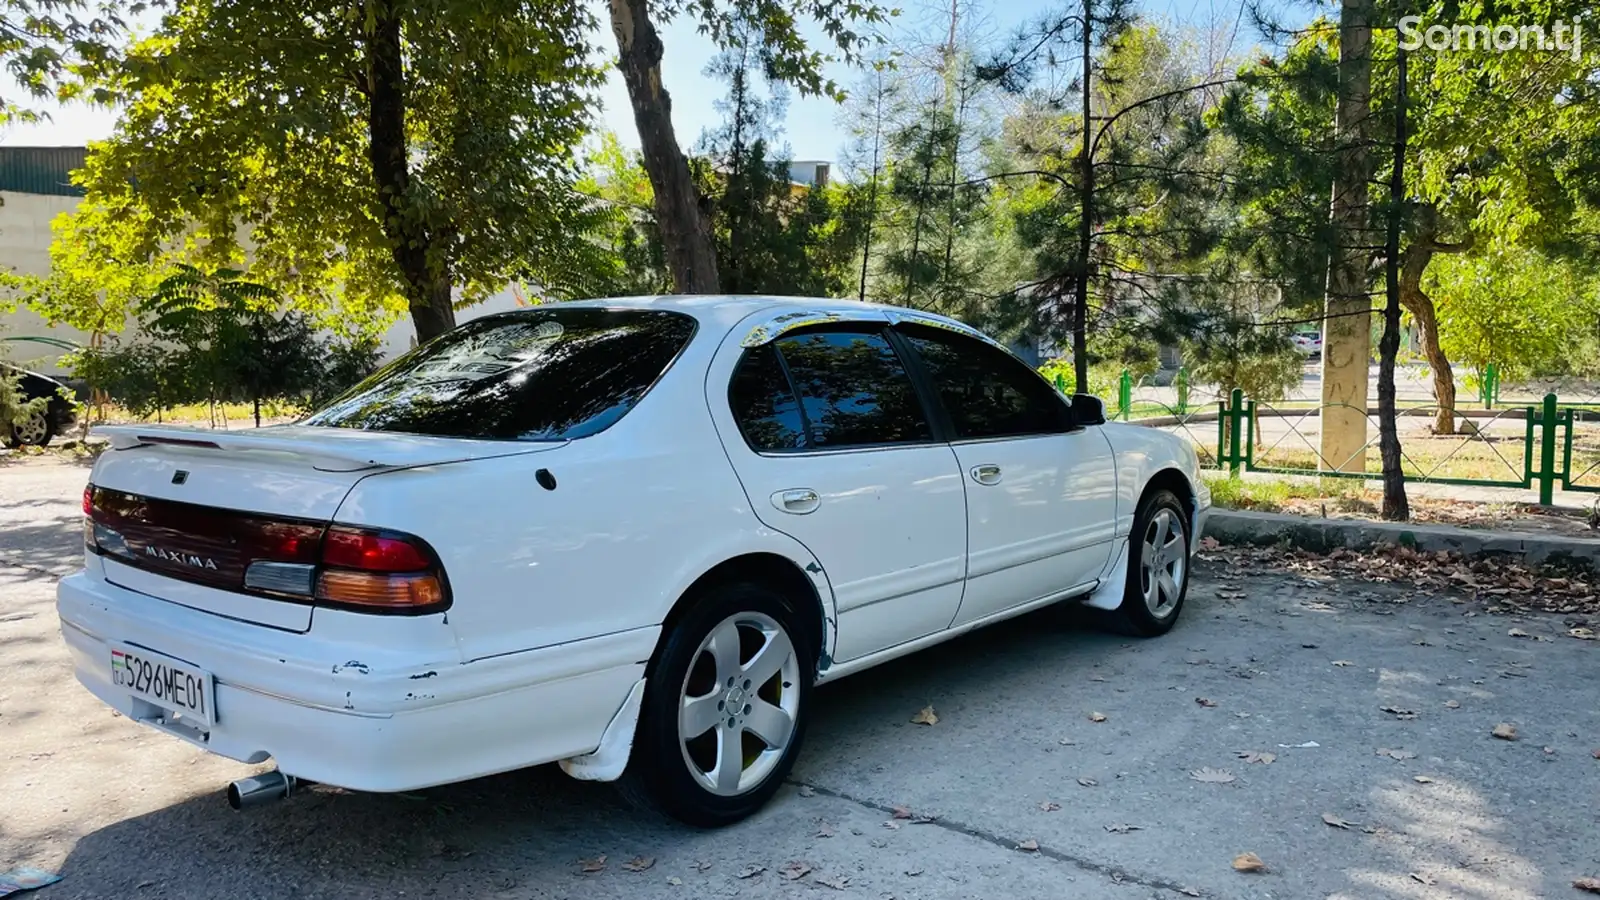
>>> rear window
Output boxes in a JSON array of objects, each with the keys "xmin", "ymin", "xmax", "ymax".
[{"xmin": 304, "ymin": 308, "xmax": 696, "ymax": 441}]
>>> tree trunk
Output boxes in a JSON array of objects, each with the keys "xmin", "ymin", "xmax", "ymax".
[
  {"xmin": 1074, "ymin": 0, "xmax": 1093, "ymax": 394},
  {"xmin": 363, "ymin": 0, "xmax": 454, "ymax": 344},
  {"xmin": 1319, "ymin": 0, "xmax": 1373, "ymax": 475},
  {"xmin": 1399, "ymin": 242, "xmax": 1455, "ymax": 434},
  {"xmin": 609, "ymin": 0, "xmax": 720, "ymax": 294},
  {"xmin": 1378, "ymin": 41, "xmax": 1409, "ymax": 522}
]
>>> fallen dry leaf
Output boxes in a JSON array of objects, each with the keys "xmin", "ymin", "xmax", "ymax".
[
  {"xmin": 1039, "ymin": 801, "xmax": 1061, "ymax": 812},
  {"xmin": 1089, "ymin": 712, "xmax": 1108, "ymax": 723},
  {"xmin": 1104, "ymin": 823, "xmax": 1143, "ymax": 834},
  {"xmin": 1179, "ymin": 888, "xmax": 1201, "ymax": 897},
  {"xmin": 797, "ymin": 785, "xmax": 816, "ymax": 798},
  {"xmin": 1381, "ymin": 705, "xmax": 1419, "ymax": 720},
  {"xmin": 693, "ymin": 860, "xmax": 712, "ymax": 872},
  {"xmin": 816, "ymin": 874, "xmax": 850, "ymax": 890},
  {"xmin": 1571, "ymin": 628, "xmax": 1597, "ymax": 640},
  {"xmin": 815, "ymin": 821, "xmax": 835, "ymax": 838},
  {"xmin": 622, "ymin": 857, "xmax": 656, "ymax": 873},
  {"xmin": 1200, "ymin": 536, "xmax": 1220, "ymax": 551},
  {"xmin": 911, "ymin": 705, "xmax": 939, "ymax": 726},
  {"xmin": 1332, "ymin": 660, "xmax": 1354, "ymax": 667},
  {"xmin": 882, "ymin": 821, "xmax": 900, "ymax": 831},
  {"xmin": 579, "ymin": 855, "xmax": 607, "ymax": 874},
  {"xmin": 779, "ymin": 861, "xmax": 812, "ymax": 881},
  {"xmin": 1017, "ymin": 838, "xmax": 1040, "ymax": 851},
  {"xmin": 1592, "ymin": 748, "xmax": 1600, "ymax": 759},
  {"xmin": 667, "ymin": 876, "xmax": 683, "ymax": 886},
  {"xmin": 1232, "ymin": 852, "xmax": 1267, "ymax": 873},
  {"xmin": 1411, "ymin": 872, "xmax": 1436, "ymax": 886},
  {"xmin": 1445, "ymin": 700, "xmax": 1461, "ymax": 709},
  {"xmin": 1413, "ymin": 775, "xmax": 1435, "ymax": 784},
  {"xmin": 1078, "ymin": 777, "xmax": 1098, "ymax": 787},
  {"xmin": 1377, "ymin": 747, "xmax": 1417, "ymax": 761},
  {"xmin": 1493, "ymin": 723, "xmax": 1519, "ymax": 741},
  {"xmin": 1237, "ymin": 751, "xmax": 1276, "ymax": 764},
  {"xmin": 1196, "ymin": 697, "xmax": 1218, "ymax": 708},
  {"xmin": 737, "ymin": 865, "xmax": 765, "ymax": 879},
  {"xmin": 1573, "ymin": 876, "xmax": 1600, "ymax": 893},
  {"xmin": 1508, "ymin": 628, "xmax": 1529, "ymax": 638},
  {"xmin": 891, "ymin": 805, "xmax": 913, "ymax": 819},
  {"xmin": 1322, "ymin": 813, "xmax": 1358, "ymax": 830},
  {"xmin": 1190, "ymin": 767, "xmax": 1237, "ymax": 784},
  {"xmin": 1058, "ymin": 737, "xmax": 1077, "ymax": 746}
]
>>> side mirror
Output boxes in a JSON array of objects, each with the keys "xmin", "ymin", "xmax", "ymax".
[{"xmin": 1071, "ymin": 393, "xmax": 1106, "ymax": 426}]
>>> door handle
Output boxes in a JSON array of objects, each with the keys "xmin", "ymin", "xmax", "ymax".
[
  {"xmin": 772, "ymin": 489, "xmax": 820, "ymax": 515},
  {"xmin": 970, "ymin": 464, "xmax": 1002, "ymax": 486}
]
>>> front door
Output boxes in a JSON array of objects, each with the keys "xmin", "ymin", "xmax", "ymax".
[
  {"xmin": 893, "ymin": 324, "xmax": 1118, "ymax": 627},
  {"xmin": 714, "ymin": 325, "xmax": 968, "ymax": 663}
]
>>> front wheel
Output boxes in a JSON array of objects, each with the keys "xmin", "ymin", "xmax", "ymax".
[
  {"xmin": 1113, "ymin": 489, "xmax": 1191, "ymax": 636},
  {"xmin": 620, "ymin": 582, "xmax": 811, "ymax": 827},
  {"xmin": 5, "ymin": 410, "xmax": 52, "ymax": 448}
]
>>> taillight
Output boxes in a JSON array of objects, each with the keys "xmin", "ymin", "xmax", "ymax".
[
  {"xmin": 313, "ymin": 526, "xmax": 449, "ymax": 613},
  {"xmin": 321, "ymin": 528, "xmax": 431, "ymax": 571},
  {"xmin": 82, "ymin": 485, "xmax": 93, "ymax": 516}
]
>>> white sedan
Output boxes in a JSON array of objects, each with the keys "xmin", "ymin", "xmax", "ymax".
[{"xmin": 58, "ymin": 295, "xmax": 1209, "ymax": 827}]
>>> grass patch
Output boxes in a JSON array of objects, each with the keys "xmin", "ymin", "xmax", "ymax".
[{"xmin": 1202, "ymin": 473, "xmax": 1343, "ymax": 512}]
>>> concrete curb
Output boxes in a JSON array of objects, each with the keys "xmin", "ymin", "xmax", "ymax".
[{"xmin": 1203, "ymin": 508, "xmax": 1600, "ymax": 574}]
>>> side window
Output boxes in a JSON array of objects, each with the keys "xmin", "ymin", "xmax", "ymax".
[
  {"xmin": 766, "ymin": 328, "xmax": 933, "ymax": 449},
  {"xmin": 898, "ymin": 325, "xmax": 1073, "ymax": 440},
  {"xmin": 728, "ymin": 344, "xmax": 807, "ymax": 451}
]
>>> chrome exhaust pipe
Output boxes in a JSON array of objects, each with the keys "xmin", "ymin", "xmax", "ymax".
[{"xmin": 227, "ymin": 770, "xmax": 297, "ymax": 810}]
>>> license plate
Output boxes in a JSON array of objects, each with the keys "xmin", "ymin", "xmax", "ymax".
[{"xmin": 110, "ymin": 644, "xmax": 215, "ymax": 727}]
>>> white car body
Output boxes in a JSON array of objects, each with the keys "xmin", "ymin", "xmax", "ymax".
[{"xmin": 56, "ymin": 295, "xmax": 1209, "ymax": 811}]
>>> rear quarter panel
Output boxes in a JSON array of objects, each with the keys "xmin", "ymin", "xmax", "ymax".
[{"xmin": 333, "ymin": 329, "xmax": 836, "ymax": 664}]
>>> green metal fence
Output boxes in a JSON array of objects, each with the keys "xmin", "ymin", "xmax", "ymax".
[{"xmin": 1050, "ymin": 362, "xmax": 1600, "ymax": 503}]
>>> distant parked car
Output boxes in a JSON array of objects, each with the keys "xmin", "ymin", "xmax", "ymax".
[
  {"xmin": 1292, "ymin": 330, "xmax": 1323, "ymax": 359},
  {"xmin": 2, "ymin": 363, "xmax": 78, "ymax": 447}
]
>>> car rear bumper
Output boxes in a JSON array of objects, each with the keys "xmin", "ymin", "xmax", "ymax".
[{"xmin": 56, "ymin": 570, "xmax": 656, "ymax": 793}]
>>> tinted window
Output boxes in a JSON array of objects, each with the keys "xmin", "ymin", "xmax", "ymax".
[
  {"xmin": 899, "ymin": 325, "xmax": 1072, "ymax": 439},
  {"xmin": 773, "ymin": 329, "xmax": 932, "ymax": 449},
  {"xmin": 728, "ymin": 344, "xmax": 806, "ymax": 451},
  {"xmin": 304, "ymin": 308, "xmax": 695, "ymax": 441}
]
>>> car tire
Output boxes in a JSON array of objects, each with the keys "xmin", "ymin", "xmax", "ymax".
[
  {"xmin": 1111, "ymin": 489, "xmax": 1191, "ymax": 637},
  {"xmin": 619, "ymin": 581, "xmax": 813, "ymax": 828},
  {"xmin": 4, "ymin": 410, "xmax": 52, "ymax": 448}
]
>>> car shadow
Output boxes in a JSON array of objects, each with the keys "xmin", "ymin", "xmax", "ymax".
[{"xmin": 0, "ymin": 513, "xmax": 85, "ymax": 576}]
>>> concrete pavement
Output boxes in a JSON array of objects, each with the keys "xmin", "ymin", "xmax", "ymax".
[{"xmin": 3, "ymin": 457, "xmax": 1599, "ymax": 899}]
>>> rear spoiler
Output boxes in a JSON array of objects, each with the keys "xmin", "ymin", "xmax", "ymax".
[{"xmin": 92, "ymin": 424, "xmax": 555, "ymax": 472}]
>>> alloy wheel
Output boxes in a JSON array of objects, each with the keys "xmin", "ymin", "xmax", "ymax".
[
  {"xmin": 1139, "ymin": 507, "xmax": 1186, "ymax": 618},
  {"xmin": 677, "ymin": 611, "xmax": 801, "ymax": 797}
]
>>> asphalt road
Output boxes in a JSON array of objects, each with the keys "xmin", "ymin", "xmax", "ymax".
[{"xmin": 3, "ymin": 456, "xmax": 1598, "ymax": 900}]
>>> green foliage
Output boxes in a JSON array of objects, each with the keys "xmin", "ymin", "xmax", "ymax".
[
  {"xmin": 577, "ymin": 132, "xmax": 672, "ymax": 296},
  {"xmin": 0, "ymin": 0, "xmax": 135, "ymax": 123},
  {"xmin": 67, "ymin": 341, "xmax": 187, "ymax": 422},
  {"xmin": 0, "ymin": 203, "xmax": 167, "ymax": 338},
  {"xmin": 70, "ymin": 266, "xmax": 381, "ymax": 426},
  {"xmin": 1429, "ymin": 246, "xmax": 1600, "ymax": 382},
  {"xmin": 0, "ymin": 350, "xmax": 49, "ymax": 441},
  {"xmin": 74, "ymin": 0, "xmax": 607, "ymax": 335}
]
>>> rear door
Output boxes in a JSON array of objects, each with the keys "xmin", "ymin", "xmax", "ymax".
[
  {"xmin": 893, "ymin": 323, "xmax": 1118, "ymax": 627},
  {"xmin": 714, "ymin": 324, "xmax": 968, "ymax": 663}
]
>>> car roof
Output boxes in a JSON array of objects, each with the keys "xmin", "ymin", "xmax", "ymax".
[{"xmin": 547, "ymin": 294, "xmax": 997, "ymax": 348}]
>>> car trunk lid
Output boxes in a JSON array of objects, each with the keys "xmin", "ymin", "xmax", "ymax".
[{"xmin": 86, "ymin": 424, "xmax": 558, "ymax": 631}]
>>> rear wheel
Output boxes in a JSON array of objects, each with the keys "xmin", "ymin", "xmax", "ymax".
[
  {"xmin": 620, "ymin": 582, "xmax": 811, "ymax": 827},
  {"xmin": 5, "ymin": 410, "xmax": 51, "ymax": 447},
  {"xmin": 1112, "ymin": 489, "xmax": 1190, "ymax": 636}
]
